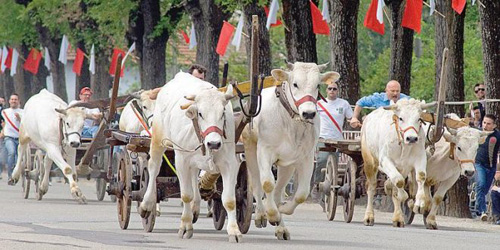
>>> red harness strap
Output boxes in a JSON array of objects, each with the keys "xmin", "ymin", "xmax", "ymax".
[
  {"xmin": 2, "ymin": 110, "xmax": 19, "ymax": 132},
  {"xmin": 294, "ymin": 95, "xmax": 317, "ymax": 107},
  {"xmin": 317, "ymin": 102, "xmax": 342, "ymax": 133},
  {"xmin": 200, "ymin": 126, "xmax": 224, "ymax": 139}
]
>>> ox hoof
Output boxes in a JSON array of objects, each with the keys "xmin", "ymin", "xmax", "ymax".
[
  {"xmin": 255, "ymin": 216, "xmax": 267, "ymax": 228},
  {"xmin": 275, "ymin": 226, "xmax": 290, "ymax": 240},
  {"xmin": 178, "ymin": 228, "xmax": 194, "ymax": 239},
  {"xmin": 156, "ymin": 210, "xmax": 161, "ymax": 217},
  {"xmin": 7, "ymin": 178, "xmax": 18, "ymax": 186},
  {"xmin": 228, "ymin": 234, "xmax": 243, "ymax": 243},
  {"xmin": 392, "ymin": 220, "xmax": 404, "ymax": 228},
  {"xmin": 192, "ymin": 211, "xmax": 199, "ymax": 223},
  {"xmin": 363, "ymin": 217, "xmax": 374, "ymax": 226},
  {"xmin": 425, "ymin": 221, "xmax": 438, "ymax": 230},
  {"xmin": 138, "ymin": 206, "xmax": 151, "ymax": 219}
]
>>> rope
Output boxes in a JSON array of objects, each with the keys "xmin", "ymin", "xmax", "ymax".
[{"xmin": 356, "ymin": 98, "xmax": 500, "ymax": 109}]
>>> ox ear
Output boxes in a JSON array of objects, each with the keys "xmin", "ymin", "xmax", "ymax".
[
  {"xmin": 185, "ymin": 95, "xmax": 196, "ymax": 101},
  {"xmin": 320, "ymin": 71, "xmax": 340, "ymax": 85},
  {"xmin": 180, "ymin": 101, "xmax": 193, "ymax": 110},
  {"xmin": 420, "ymin": 101, "xmax": 437, "ymax": 110},
  {"xmin": 479, "ymin": 130, "xmax": 493, "ymax": 144},
  {"xmin": 271, "ymin": 69, "xmax": 289, "ymax": 82},
  {"xmin": 443, "ymin": 131, "xmax": 456, "ymax": 144},
  {"xmin": 318, "ymin": 62, "xmax": 330, "ymax": 72},
  {"xmin": 55, "ymin": 108, "xmax": 67, "ymax": 116},
  {"xmin": 185, "ymin": 105, "xmax": 198, "ymax": 120}
]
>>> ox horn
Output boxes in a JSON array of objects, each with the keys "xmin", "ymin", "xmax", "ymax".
[
  {"xmin": 180, "ymin": 102, "xmax": 193, "ymax": 110},
  {"xmin": 130, "ymin": 90, "xmax": 144, "ymax": 99},
  {"xmin": 286, "ymin": 60, "xmax": 294, "ymax": 71},
  {"xmin": 447, "ymin": 128, "xmax": 458, "ymax": 136},
  {"xmin": 55, "ymin": 108, "xmax": 67, "ymax": 115},
  {"xmin": 318, "ymin": 62, "xmax": 330, "ymax": 72},
  {"xmin": 224, "ymin": 84, "xmax": 235, "ymax": 100},
  {"xmin": 480, "ymin": 130, "xmax": 493, "ymax": 136},
  {"xmin": 383, "ymin": 104, "xmax": 397, "ymax": 110},
  {"xmin": 420, "ymin": 101, "xmax": 437, "ymax": 110},
  {"xmin": 184, "ymin": 95, "xmax": 196, "ymax": 101}
]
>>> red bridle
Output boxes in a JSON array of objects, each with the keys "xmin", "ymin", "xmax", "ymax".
[
  {"xmin": 200, "ymin": 126, "xmax": 224, "ymax": 139},
  {"xmin": 294, "ymin": 95, "xmax": 317, "ymax": 107},
  {"xmin": 392, "ymin": 114, "xmax": 420, "ymax": 144}
]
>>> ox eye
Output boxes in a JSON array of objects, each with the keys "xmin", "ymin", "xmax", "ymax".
[
  {"xmin": 143, "ymin": 106, "xmax": 147, "ymax": 110},
  {"xmin": 198, "ymin": 112, "xmax": 203, "ymax": 119},
  {"xmin": 293, "ymin": 83, "xmax": 298, "ymax": 88},
  {"xmin": 399, "ymin": 117, "xmax": 403, "ymax": 122},
  {"xmin": 457, "ymin": 146, "xmax": 462, "ymax": 151},
  {"xmin": 66, "ymin": 122, "xmax": 70, "ymax": 126}
]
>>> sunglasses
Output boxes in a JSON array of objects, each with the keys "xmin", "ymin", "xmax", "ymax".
[
  {"xmin": 474, "ymin": 88, "xmax": 485, "ymax": 93},
  {"xmin": 327, "ymin": 87, "xmax": 338, "ymax": 91}
]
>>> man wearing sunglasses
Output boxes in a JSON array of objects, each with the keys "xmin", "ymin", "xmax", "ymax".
[
  {"xmin": 311, "ymin": 81, "xmax": 353, "ymax": 208},
  {"xmin": 474, "ymin": 83, "xmax": 486, "ymax": 125},
  {"xmin": 349, "ymin": 80, "xmax": 409, "ymax": 128}
]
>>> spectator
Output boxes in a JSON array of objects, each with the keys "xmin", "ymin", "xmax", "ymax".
[
  {"xmin": 471, "ymin": 106, "xmax": 482, "ymax": 129},
  {"xmin": 0, "ymin": 97, "xmax": 5, "ymax": 179},
  {"xmin": 475, "ymin": 114, "xmax": 500, "ymax": 221},
  {"xmin": 474, "ymin": 83, "xmax": 486, "ymax": 124},
  {"xmin": 349, "ymin": 80, "xmax": 409, "ymax": 128},
  {"xmin": 4, "ymin": 94, "xmax": 23, "ymax": 185},
  {"xmin": 311, "ymin": 81, "xmax": 353, "ymax": 208},
  {"xmin": 69, "ymin": 87, "xmax": 102, "ymax": 138},
  {"xmin": 491, "ymin": 173, "xmax": 500, "ymax": 225}
]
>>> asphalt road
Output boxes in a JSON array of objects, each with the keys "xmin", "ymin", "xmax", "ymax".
[{"xmin": 1, "ymin": 178, "xmax": 500, "ymax": 250}]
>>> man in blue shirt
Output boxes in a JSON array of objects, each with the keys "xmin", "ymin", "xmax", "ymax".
[{"xmin": 349, "ymin": 80, "xmax": 409, "ymax": 128}]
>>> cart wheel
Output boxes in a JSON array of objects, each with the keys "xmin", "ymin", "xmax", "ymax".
[
  {"xmin": 403, "ymin": 182, "xmax": 415, "ymax": 225},
  {"xmin": 325, "ymin": 154, "xmax": 338, "ymax": 221},
  {"xmin": 21, "ymin": 148, "xmax": 33, "ymax": 199},
  {"xmin": 212, "ymin": 197, "xmax": 227, "ymax": 230},
  {"xmin": 140, "ymin": 166, "xmax": 156, "ymax": 232},
  {"xmin": 95, "ymin": 149, "xmax": 108, "ymax": 201},
  {"xmin": 236, "ymin": 161, "xmax": 253, "ymax": 234},
  {"xmin": 343, "ymin": 160, "xmax": 356, "ymax": 223},
  {"xmin": 34, "ymin": 150, "xmax": 45, "ymax": 201},
  {"xmin": 116, "ymin": 155, "xmax": 132, "ymax": 230}
]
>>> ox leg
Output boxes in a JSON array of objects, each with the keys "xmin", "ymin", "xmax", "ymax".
[
  {"xmin": 139, "ymin": 145, "xmax": 163, "ymax": 218},
  {"xmin": 45, "ymin": 145, "xmax": 86, "ymax": 204},
  {"xmin": 274, "ymin": 166, "xmax": 295, "ymax": 208},
  {"xmin": 274, "ymin": 216, "xmax": 290, "ymax": 240},
  {"xmin": 426, "ymin": 178, "xmax": 454, "ymax": 230},
  {"xmin": 10, "ymin": 142, "xmax": 29, "ymax": 183},
  {"xmin": 257, "ymin": 147, "xmax": 280, "ymax": 226},
  {"xmin": 363, "ymin": 166, "xmax": 377, "ymax": 226},
  {"xmin": 38, "ymin": 156, "xmax": 53, "ymax": 197},
  {"xmin": 279, "ymin": 158, "xmax": 313, "ymax": 215},
  {"xmin": 245, "ymin": 143, "xmax": 267, "ymax": 228},
  {"xmin": 190, "ymin": 167, "xmax": 200, "ymax": 223},
  {"xmin": 380, "ymin": 157, "xmax": 407, "ymax": 227},
  {"xmin": 177, "ymin": 161, "xmax": 194, "ymax": 239},
  {"xmin": 412, "ymin": 157, "xmax": 428, "ymax": 214},
  {"xmin": 220, "ymin": 157, "xmax": 243, "ymax": 243},
  {"xmin": 391, "ymin": 188, "xmax": 405, "ymax": 228}
]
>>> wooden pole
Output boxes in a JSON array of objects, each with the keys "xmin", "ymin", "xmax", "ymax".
[{"xmin": 432, "ymin": 48, "xmax": 448, "ymax": 143}]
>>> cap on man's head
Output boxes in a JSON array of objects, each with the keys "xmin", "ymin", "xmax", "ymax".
[{"xmin": 80, "ymin": 87, "xmax": 93, "ymax": 95}]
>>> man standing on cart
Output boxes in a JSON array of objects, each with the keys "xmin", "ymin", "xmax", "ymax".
[
  {"xmin": 70, "ymin": 87, "xmax": 103, "ymax": 138},
  {"xmin": 311, "ymin": 80, "xmax": 353, "ymax": 208}
]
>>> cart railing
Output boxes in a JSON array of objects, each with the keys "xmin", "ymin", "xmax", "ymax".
[{"xmin": 338, "ymin": 131, "xmax": 361, "ymax": 166}]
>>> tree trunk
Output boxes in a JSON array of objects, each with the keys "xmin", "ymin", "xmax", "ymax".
[
  {"xmin": 185, "ymin": 0, "xmax": 230, "ymax": 86},
  {"xmin": 33, "ymin": 63, "xmax": 49, "ymax": 96},
  {"xmin": 91, "ymin": 53, "xmax": 112, "ymax": 99},
  {"xmin": 435, "ymin": 1, "xmax": 468, "ymax": 218},
  {"xmin": 328, "ymin": 0, "xmax": 360, "ymax": 105},
  {"xmin": 127, "ymin": 6, "xmax": 145, "ymax": 85},
  {"xmin": 141, "ymin": 0, "xmax": 166, "ymax": 89},
  {"xmin": 2, "ymin": 73, "xmax": 15, "ymax": 100},
  {"xmin": 243, "ymin": 2, "xmax": 272, "ymax": 77},
  {"xmin": 282, "ymin": 0, "xmax": 317, "ymax": 63},
  {"xmin": 388, "ymin": 0, "xmax": 413, "ymax": 95},
  {"xmin": 13, "ymin": 44, "xmax": 32, "ymax": 106},
  {"xmin": 75, "ymin": 42, "xmax": 91, "ymax": 97},
  {"xmin": 479, "ymin": 1, "xmax": 500, "ymax": 125}
]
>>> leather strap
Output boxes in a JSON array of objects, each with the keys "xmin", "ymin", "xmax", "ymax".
[
  {"xmin": 275, "ymin": 84, "xmax": 299, "ymax": 118},
  {"xmin": 201, "ymin": 126, "xmax": 224, "ymax": 139},
  {"xmin": 294, "ymin": 95, "xmax": 317, "ymax": 107}
]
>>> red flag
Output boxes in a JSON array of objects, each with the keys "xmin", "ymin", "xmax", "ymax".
[
  {"xmin": 23, "ymin": 48, "xmax": 42, "ymax": 75},
  {"xmin": 4, "ymin": 48, "xmax": 12, "ymax": 69},
  {"xmin": 363, "ymin": 0, "xmax": 385, "ymax": 35},
  {"xmin": 452, "ymin": 0, "xmax": 466, "ymax": 14},
  {"xmin": 179, "ymin": 29, "xmax": 190, "ymax": 44},
  {"xmin": 216, "ymin": 21, "xmax": 235, "ymax": 57},
  {"xmin": 264, "ymin": 6, "xmax": 282, "ymax": 27},
  {"xmin": 310, "ymin": 0, "xmax": 330, "ymax": 35},
  {"xmin": 401, "ymin": 0, "xmax": 423, "ymax": 33},
  {"xmin": 72, "ymin": 48, "xmax": 85, "ymax": 76},
  {"xmin": 109, "ymin": 48, "xmax": 126, "ymax": 77}
]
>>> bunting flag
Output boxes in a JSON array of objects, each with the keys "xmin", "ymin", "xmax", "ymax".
[
  {"xmin": 452, "ymin": 0, "xmax": 466, "ymax": 14},
  {"xmin": 402, "ymin": 0, "xmax": 423, "ymax": 33},
  {"xmin": 10, "ymin": 49, "xmax": 18, "ymax": 76},
  {"xmin": 44, "ymin": 47, "xmax": 51, "ymax": 71},
  {"xmin": 266, "ymin": 0, "xmax": 280, "ymax": 29},
  {"xmin": 231, "ymin": 13, "xmax": 244, "ymax": 51},
  {"xmin": 122, "ymin": 42, "xmax": 136, "ymax": 67},
  {"xmin": 89, "ymin": 44, "xmax": 95, "ymax": 75},
  {"xmin": 72, "ymin": 48, "xmax": 85, "ymax": 76},
  {"xmin": 364, "ymin": 0, "xmax": 385, "ymax": 35},
  {"xmin": 310, "ymin": 0, "xmax": 330, "ymax": 35},
  {"xmin": 321, "ymin": 0, "xmax": 330, "ymax": 22},
  {"xmin": 109, "ymin": 48, "xmax": 126, "ymax": 77},
  {"xmin": 264, "ymin": 7, "xmax": 282, "ymax": 28},
  {"xmin": 189, "ymin": 23, "xmax": 197, "ymax": 50},
  {"xmin": 58, "ymin": 35, "xmax": 69, "ymax": 65},
  {"xmin": 4, "ymin": 48, "xmax": 12, "ymax": 69},
  {"xmin": 179, "ymin": 29, "xmax": 190, "ymax": 44},
  {"xmin": 429, "ymin": 0, "xmax": 436, "ymax": 15},
  {"xmin": 23, "ymin": 48, "xmax": 42, "ymax": 75},
  {"xmin": 1, "ymin": 46, "xmax": 7, "ymax": 72},
  {"xmin": 216, "ymin": 21, "xmax": 235, "ymax": 57},
  {"xmin": 472, "ymin": 0, "xmax": 476, "ymax": 5},
  {"xmin": 377, "ymin": 0, "xmax": 385, "ymax": 24}
]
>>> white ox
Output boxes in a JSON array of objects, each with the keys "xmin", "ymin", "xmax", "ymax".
[
  {"xmin": 138, "ymin": 72, "xmax": 242, "ymax": 242},
  {"xmin": 361, "ymin": 99, "xmax": 434, "ymax": 227},
  {"xmin": 10, "ymin": 89, "xmax": 90, "ymax": 203},
  {"xmin": 242, "ymin": 62, "xmax": 340, "ymax": 240},
  {"xmin": 407, "ymin": 119, "xmax": 490, "ymax": 229},
  {"xmin": 119, "ymin": 89, "xmax": 156, "ymax": 133}
]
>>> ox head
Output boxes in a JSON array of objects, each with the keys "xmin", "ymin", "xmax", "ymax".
[
  {"xmin": 271, "ymin": 62, "xmax": 340, "ymax": 122},
  {"xmin": 443, "ymin": 127, "xmax": 492, "ymax": 178},
  {"xmin": 180, "ymin": 85, "xmax": 234, "ymax": 151},
  {"xmin": 384, "ymin": 99, "xmax": 436, "ymax": 145},
  {"xmin": 131, "ymin": 89, "xmax": 156, "ymax": 127},
  {"xmin": 55, "ymin": 107, "xmax": 91, "ymax": 148}
]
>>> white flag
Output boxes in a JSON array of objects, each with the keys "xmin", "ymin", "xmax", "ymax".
[
  {"xmin": 231, "ymin": 13, "xmax": 244, "ymax": 51},
  {"xmin": 189, "ymin": 23, "xmax": 197, "ymax": 50},
  {"xmin": 10, "ymin": 49, "xmax": 18, "ymax": 76},
  {"xmin": 44, "ymin": 47, "xmax": 51, "ymax": 71},
  {"xmin": 122, "ymin": 42, "xmax": 136, "ymax": 67},
  {"xmin": 376, "ymin": 0, "xmax": 385, "ymax": 24},
  {"xmin": 322, "ymin": 0, "xmax": 330, "ymax": 23},
  {"xmin": 266, "ymin": 0, "xmax": 279, "ymax": 29},
  {"xmin": 429, "ymin": 0, "xmax": 436, "ymax": 15},
  {"xmin": 472, "ymin": 0, "xmax": 476, "ymax": 5},
  {"xmin": 1, "ymin": 46, "xmax": 7, "ymax": 72},
  {"xmin": 89, "ymin": 44, "xmax": 95, "ymax": 75},
  {"xmin": 58, "ymin": 35, "xmax": 69, "ymax": 65}
]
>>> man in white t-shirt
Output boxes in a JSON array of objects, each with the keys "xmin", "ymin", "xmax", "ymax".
[
  {"xmin": 69, "ymin": 87, "xmax": 102, "ymax": 138},
  {"xmin": 311, "ymin": 82, "xmax": 353, "ymax": 206},
  {"xmin": 2, "ymin": 94, "xmax": 24, "ymax": 182}
]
